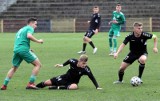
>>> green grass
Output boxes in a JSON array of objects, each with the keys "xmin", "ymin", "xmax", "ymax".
[{"xmin": 0, "ymin": 32, "xmax": 160, "ymax": 101}]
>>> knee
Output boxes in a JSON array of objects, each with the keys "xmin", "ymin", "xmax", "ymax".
[
  {"xmin": 139, "ymin": 56, "xmax": 147, "ymax": 64},
  {"xmin": 68, "ymin": 84, "xmax": 78, "ymax": 90}
]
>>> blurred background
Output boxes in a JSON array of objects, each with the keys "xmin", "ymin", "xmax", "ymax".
[{"xmin": 0, "ymin": 0, "xmax": 159, "ymax": 33}]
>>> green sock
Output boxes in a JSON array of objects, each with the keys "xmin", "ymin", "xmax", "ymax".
[
  {"xmin": 109, "ymin": 37, "xmax": 112, "ymax": 51},
  {"xmin": 29, "ymin": 75, "xmax": 36, "ymax": 83},
  {"xmin": 3, "ymin": 77, "xmax": 10, "ymax": 86},
  {"xmin": 113, "ymin": 38, "xmax": 117, "ymax": 52}
]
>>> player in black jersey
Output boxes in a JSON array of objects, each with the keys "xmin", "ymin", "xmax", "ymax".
[
  {"xmin": 77, "ymin": 6, "xmax": 101, "ymax": 54},
  {"xmin": 36, "ymin": 55, "xmax": 102, "ymax": 90},
  {"xmin": 113, "ymin": 22, "xmax": 158, "ymax": 84}
]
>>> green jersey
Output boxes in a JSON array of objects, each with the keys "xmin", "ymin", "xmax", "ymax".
[
  {"xmin": 111, "ymin": 11, "xmax": 125, "ymax": 30},
  {"xmin": 14, "ymin": 25, "xmax": 34, "ymax": 53}
]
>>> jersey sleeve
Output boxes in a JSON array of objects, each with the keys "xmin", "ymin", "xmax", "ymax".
[
  {"xmin": 118, "ymin": 13, "xmax": 125, "ymax": 25},
  {"xmin": 62, "ymin": 59, "xmax": 71, "ymax": 66},
  {"xmin": 27, "ymin": 26, "xmax": 34, "ymax": 35},
  {"xmin": 96, "ymin": 14, "xmax": 101, "ymax": 29},
  {"xmin": 143, "ymin": 32, "xmax": 153, "ymax": 39},
  {"xmin": 123, "ymin": 35, "xmax": 130, "ymax": 45},
  {"xmin": 85, "ymin": 66, "xmax": 99, "ymax": 88},
  {"xmin": 62, "ymin": 59, "xmax": 75, "ymax": 66}
]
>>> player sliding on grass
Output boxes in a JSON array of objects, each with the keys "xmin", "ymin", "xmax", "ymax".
[
  {"xmin": 1, "ymin": 17, "xmax": 44, "ymax": 90},
  {"xmin": 36, "ymin": 54, "xmax": 102, "ymax": 90},
  {"xmin": 77, "ymin": 6, "xmax": 101, "ymax": 54},
  {"xmin": 113, "ymin": 22, "xmax": 158, "ymax": 84}
]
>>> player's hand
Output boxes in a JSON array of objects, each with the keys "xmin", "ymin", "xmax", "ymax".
[
  {"xmin": 30, "ymin": 49, "xmax": 34, "ymax": 52},
  {"xmin": 114, "ymin": 53, "xmax": 118, "ymax": 59},
  {"xmin": 87, "ymin": 21, "xmax": 90, "ymax": 23},
  {"xmin": 108, "ymin": 21, "xmax": 111, "ymax": 25},
  {"xmin": 38, "ymin": 39, "xmax": 43, "ymax": 44},
  {"xmin": 97, "ymin": 87, "xmax": 103, "ymax": 90},
  {"xmin": 112, "ymin": 20, "xmax": 118, "ymax": 24},
  {"xmin": 153, "ymin": 47, "xmax": 158, "ymax": 53},
  {"xmin": 94, "ymin": 29, "xmax": 98, "ymax": 34},
  {"xmin": 55, "ymin": 64, "xmax": 63, "ymax": 67}
]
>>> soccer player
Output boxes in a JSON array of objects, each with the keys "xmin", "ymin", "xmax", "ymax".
[
  {"xmin": 77, "ymin": 6, "xmax": 101, "ymax": 54},
  {"xmin": 36, "ymin": 54, "xmax": 102, "ymax": 90},
  {"xmin": 108, "ymin": 3, "xmax": 125, "ymax": 55},
  {"xmin": 1, "ymin": 17, "xmax": 44, "ymax": 90},
  {"xmin": 113, "ymin": 22, "xmax": 158, "ymax": 84}
]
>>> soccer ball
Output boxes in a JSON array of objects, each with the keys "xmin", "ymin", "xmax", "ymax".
[{"xmin": 130, "ymin": 76, "xmax": 141, "ymax": 86}]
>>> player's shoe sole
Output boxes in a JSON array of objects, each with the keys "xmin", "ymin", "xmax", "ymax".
[{"xmin": 77, "ymin": 51, "xmax": 86, "ymax": 54}]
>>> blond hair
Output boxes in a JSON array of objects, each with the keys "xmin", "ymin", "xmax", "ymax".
[
  {"xmin": 133, "ymin": 22, "xmax": 143, "ymax": 27},
  {"xmin": 79, "ymin": 54, "xmax": 88, "ymax": 62}
]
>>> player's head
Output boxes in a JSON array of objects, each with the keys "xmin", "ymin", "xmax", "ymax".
[
  {"xmin": 93, "ymin": 6, "xmax": 99, "ymax": 14},
  {"xmin": 116, "ymin": 3, "xmax": 121, "ymax": 12},
  {"xmin": 27, "ymin": 17, "xmax": 37, "ymax": 29},
  {"xmin": 133, "ymin": 22, "xmax": 143, "ymax": 35},
  {"xmin": 77, "ymin": 54, "xmax": 88, "ymax": 68}
]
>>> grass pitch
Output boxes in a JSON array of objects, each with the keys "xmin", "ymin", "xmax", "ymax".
[{"xmin": 0, "ymin": 32, "xmax": 160, "ymax": 101}]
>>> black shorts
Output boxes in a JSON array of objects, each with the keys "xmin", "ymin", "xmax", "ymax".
[
  {"xmin": 84, "ymin": 29, "xmax": 95, "ymax": 38},
  {"xmin": 50, "ymin": 74, "xmax": 71, "ymax": 87},
  {"xmin": 123, "ymin": 52, "xmax": 148, "ymax": 64}
]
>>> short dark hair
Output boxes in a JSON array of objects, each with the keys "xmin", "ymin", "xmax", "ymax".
[
  {"xmin": 94, "ymin": 6, "xmax": 99, "ymax": 9},
  {"xmin": 117, "ymin": 3, "xmax": 121, "ymax": 6},
  {"xmin": 27, "ymin": 17, "xmax": 37, "ymax": 24}
]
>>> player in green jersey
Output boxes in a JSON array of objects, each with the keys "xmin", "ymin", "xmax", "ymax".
[
  {"xmin": 1, "ymin": 17, "xmax": 44, "ymax": 90},
  {"xmin": 108, "ymin": 3, "xmax": 125, "ymax": 56}
]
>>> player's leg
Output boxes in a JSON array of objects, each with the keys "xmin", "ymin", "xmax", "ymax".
[
  {"xmin": 113, "ymin": 30, "xmax": 120, "ymax": 53},
  {"xmin": 113, "ymin": 62, "xmax": 130, "ymax": 84},
  {"xmin": 77, "ymin": 31, "xmax": 88, "ymax": 54},
  {"xmin": 113, "ymin": 52, "xmax": 137, "ymax": 84},
  {"xmin": 36, "ymin": 79, "xmax": 52, "ymax": 88},
  {"xmin": 108, "ymin": 29, "xmax": 113, "ymax": 55},
  {"xmin": 68, "ymin": 83, "xmax": 78, "ymax": 90},
  {"xmin": 26, "ymin": 58, "xmax": 42, "ymax": 89},
  {"xmin": 85, "ymin": 30, "xmax": 97, "ymax": 54},
  {"xmin": 1, "ymin": 53, "xmax": 22, "ymax": 90},
  {"xmin": 138, "ymin": 54, "xmax": 147, "ymax": 79},
  {"xmin": 21, "ymin": 50, "xmax": 41, "ymax": 89},
  {"xmin": 1, "ymin": 67, "xmax": 18, "ymax": 90}
]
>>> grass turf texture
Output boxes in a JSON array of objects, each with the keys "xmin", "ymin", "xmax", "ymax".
[{"xmin": 0, "ymin": 32, "xmax": 160, "ymax": 101}]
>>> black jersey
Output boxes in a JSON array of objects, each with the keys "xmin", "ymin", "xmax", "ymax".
[
  {"xmin": 123, "ymin": 32, "xmax": 153, "ymax": 54},
  {"xmin": 89, "ymin": 13, "xmax": 101, "ymax": 30},
  {"xmin": 62, "ymin": 58, "xmax": 99, "ymax": 88}
]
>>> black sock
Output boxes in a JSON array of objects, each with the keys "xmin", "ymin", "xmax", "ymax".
[
  {"xmin": 138, "ymin": 63, "xmax": 145, "ymax": 78},
  {"xmin": 89, "ymin": 41, "xmax": 95, "ymax": 49},
  {"xmin": 36, "ymin": 82, "xmax": 46, "ymax": 88},
  {"xmin": 82, "ymin": 43, "xmax": 87, "ymax": 51},
  {"xmin": 118, "ymin": 70, "xmax": 124, "ymax": 81}
]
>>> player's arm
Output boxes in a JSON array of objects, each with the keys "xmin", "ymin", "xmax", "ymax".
[
  {"xmin": 27, "ymin": 33, "xmax": 43, "ymax": 44},
  {"xmin": 117, "ymin": 14, "xmax": 125, "ymax": 24},
  {"xmin": 85, "ymin": 67, "xmax": 102, "ymax": 89},
  {"xmin": 95, "ymin": 15, "xmax": 101, "ymax": 34},
  {"xmin": 114, "ymin": 43, "xmax": 125, "ymax": 59},
  {"xmin": 55, "ymin": 59, "xmax": 71, "ymax": 67},
  {"xmin": 152, "ymin": 34, "xmax": 158, "ymax": 53},
  {"xmin": 114, "ymin": 35, "xmax": 129, "ymax": 59}
]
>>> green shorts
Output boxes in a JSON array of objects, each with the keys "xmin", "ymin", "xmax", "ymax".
[
  {"xmin": 12, "ymin": 50, "xmax": 37, "ymax": 67},
  {"xmin": 109, "ymin": 28, "xmax": 120, "ymax": 37}
]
